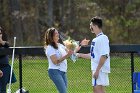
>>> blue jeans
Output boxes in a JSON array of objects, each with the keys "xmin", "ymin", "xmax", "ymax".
[
  {"xmin": 48, "ymin": 69, "xmax": 67, "ymax": 93},
  {"xmin": 0, "ymin": 64, "xmax": 16, "ymax": 93}
]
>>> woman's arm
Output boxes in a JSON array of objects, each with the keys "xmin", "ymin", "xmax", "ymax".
[{"xmin": 50, "ymin": 50, "xmax": 73, "ymax": 64}]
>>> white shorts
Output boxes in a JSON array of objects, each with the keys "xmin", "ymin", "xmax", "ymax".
[{"xmin": 92, "ymin": 70, "xmax": 109, "ymax": 86}]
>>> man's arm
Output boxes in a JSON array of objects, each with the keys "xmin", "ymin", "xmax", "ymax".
[
  {"xmin": 96, "ymin": 55, "xmax": 108, "ymax": 72},
  {"xmin": 77, "ymin": 53, "xmax": 91, "ymax": 59},
  {"xmin": 93, "ymin": 55, "xmax": 108, "ymax": 79}
]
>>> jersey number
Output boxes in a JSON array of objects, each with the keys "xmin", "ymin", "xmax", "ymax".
[{"xmin": 91, "ymin": 46, "xmax": 95, "ymax": 58}]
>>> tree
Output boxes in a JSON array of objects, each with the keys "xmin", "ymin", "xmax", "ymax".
[{"xmin": 10, "ymin": 0, "xmax": 23, "ymax": 45}]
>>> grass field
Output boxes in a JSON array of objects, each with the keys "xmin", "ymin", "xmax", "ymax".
[{"xmin": 8, "ymin": 54, "xmax": 140, "ymax": 93}]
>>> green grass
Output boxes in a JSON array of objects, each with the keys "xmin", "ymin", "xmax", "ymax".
[{"xmin": 8, "ymin": 56, "xmax": 140, "ymax": 93}]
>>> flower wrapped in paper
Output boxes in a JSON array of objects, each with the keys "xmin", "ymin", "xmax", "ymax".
[
  {"xmin": 63, "ymin": 37, "xmax": 79, "ymax": 62},
  {"xmin": 63, "ymin": 37, "xmax": 79, "ymax": 51}
]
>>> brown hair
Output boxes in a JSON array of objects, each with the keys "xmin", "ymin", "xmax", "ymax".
[{"xmin": 44, "ymin": 27, "xmax": 58, "ymax": 49}]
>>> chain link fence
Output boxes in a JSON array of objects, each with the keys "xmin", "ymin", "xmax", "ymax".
[
  {"xmin": 10, "ymin": 54, "xmax": 140, "ymax": 93},
  {"xmin": 0, "ymin": 46, "xmax": 140, "ymax": 93}
]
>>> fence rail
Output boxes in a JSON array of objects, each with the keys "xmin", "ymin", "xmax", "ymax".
[{"xmin": 1, "ymin": 45, "xmax": 140, "ymax": 56}]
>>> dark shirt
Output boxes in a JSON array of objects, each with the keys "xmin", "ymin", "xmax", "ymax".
[{"xmin": 0, "ymin": 42, "xmax": 9, "ymax": 64}]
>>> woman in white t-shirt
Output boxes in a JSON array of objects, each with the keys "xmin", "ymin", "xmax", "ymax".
[{"xmin": 44, "ymin": 27, "xmax": 73, "ymax": 93}]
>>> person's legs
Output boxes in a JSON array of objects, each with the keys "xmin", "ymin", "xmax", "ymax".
[
  {"xmin": 0, "ymin": 79, "xmax": 2, "ymax": 93},
  {"xmin": 93, "ymin": 85, "xmax": 105, "ymax": 93},
  {"xmin": 92, "ymin": 71, "xmax": 109, "ymax": 93},
  {"xmin": 101, "ymin": 86, "xmax": 105, "ymax": 93},
  {"xmin": 48, "ymin": 69, "xmax": 67, "ymax": 93},
  {"xmin": 0, "ymin": 66, "xmax": 10, "ymax": 93},
  {"xmin": 60, "ymin": 71, "xmax": 67, "ymax": 88},
  {"xmin": 0, "ymin": 83, "xmax": 6, "ymax": 93}
]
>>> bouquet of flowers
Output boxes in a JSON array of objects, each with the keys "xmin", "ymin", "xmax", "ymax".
[
  {"xmin": 63, "ymin": 37, "xmax": 79, "ymax": 50},
  {"xmin": 63, "ymin": 37, "xmax": 79, "ymax": 62}
]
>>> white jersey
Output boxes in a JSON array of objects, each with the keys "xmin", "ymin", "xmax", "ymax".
[
  {"xmin": 90, "ymin": 32, "xmax": 110, "ymax": 73},
  {"xmin": 45, "ymin": 43, "xmax": 67, "ymax": 72}
]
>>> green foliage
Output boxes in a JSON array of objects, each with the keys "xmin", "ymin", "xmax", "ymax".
[{"xmin": 0, "ymin": 0, "xmax": 140, "ymax": 45}]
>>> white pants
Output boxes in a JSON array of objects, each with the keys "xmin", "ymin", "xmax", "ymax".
[{"xmin": 92, "ymin": 70, "xmax": 109, "ymax": 86}]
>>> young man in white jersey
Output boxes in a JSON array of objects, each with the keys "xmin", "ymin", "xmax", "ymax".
[{"xmin": 77, "ymin": 16, "xmax": 110, "ymax": 93}]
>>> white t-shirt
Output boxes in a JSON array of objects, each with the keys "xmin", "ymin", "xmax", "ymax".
[
  {"xmin": 45, "ymin": 43, "xmax": 67, "ymax": 72},
  {"xmin": 90, "ymin": 32, "xmax": 110, "ymax": 73}
]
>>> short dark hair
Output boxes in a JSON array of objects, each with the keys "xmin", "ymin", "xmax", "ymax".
[{"xmin": 90, "ymin": 16, "xmax": 102, "ymax": 28}]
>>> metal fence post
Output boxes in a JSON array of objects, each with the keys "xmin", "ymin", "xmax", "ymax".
[
  {"xmin": 19, "ymin": 54, "xmax": 22, "ymax": 93},
  {"xmin": 131, "ymin": 53, "xmax": 134, "ymax": 93}
]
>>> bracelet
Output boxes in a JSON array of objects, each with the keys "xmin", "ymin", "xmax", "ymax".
[{"xmin": 76, "ymin": 53, "xmax": 80, "ymax": 58}]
